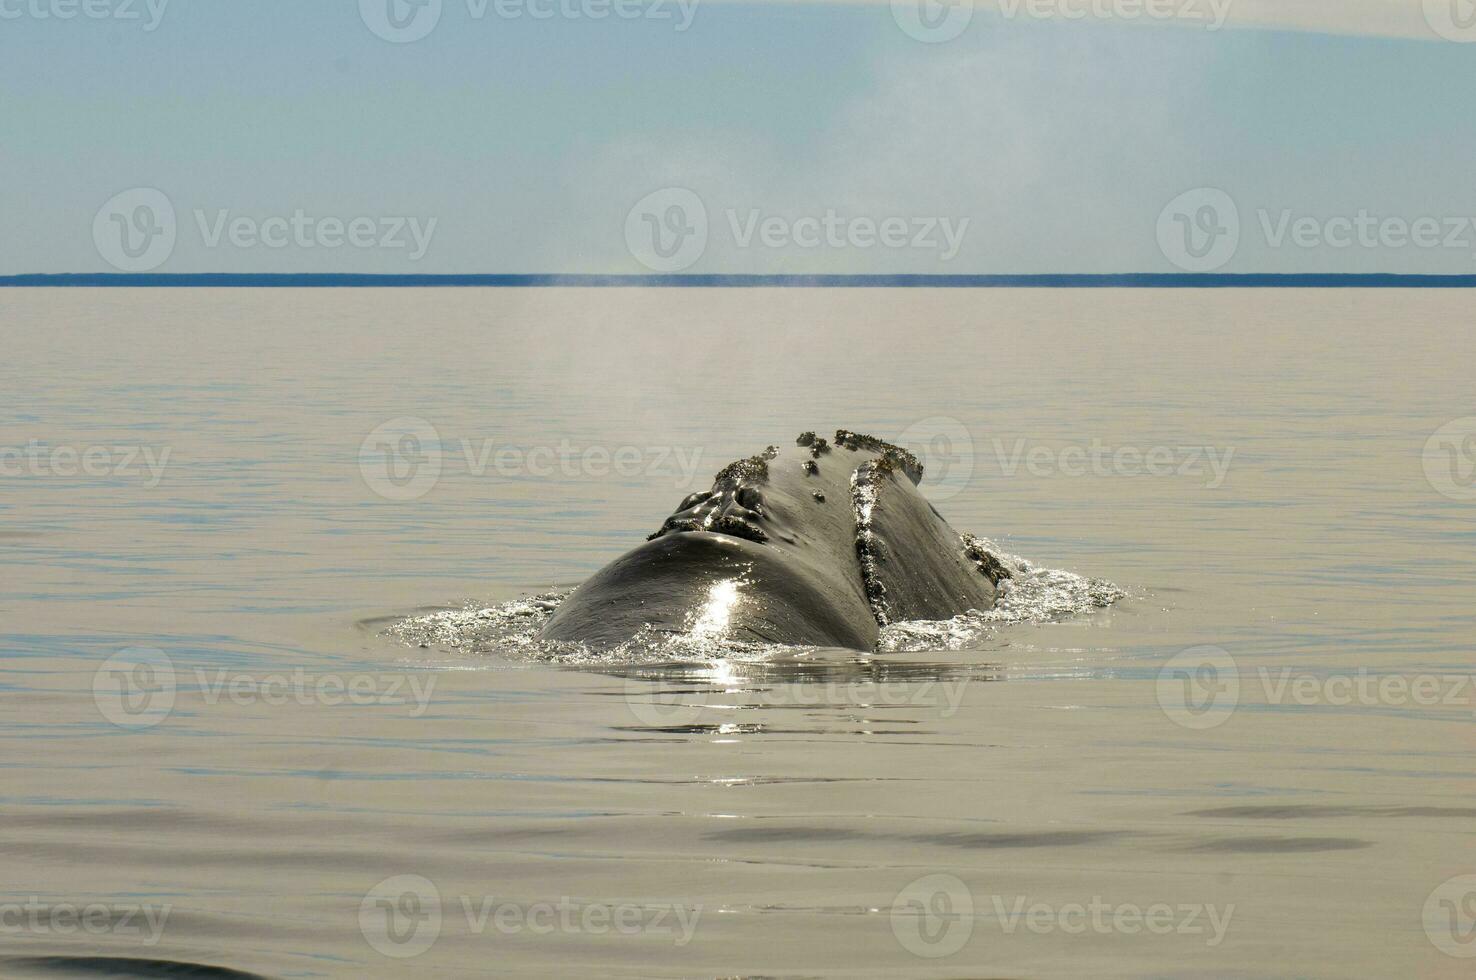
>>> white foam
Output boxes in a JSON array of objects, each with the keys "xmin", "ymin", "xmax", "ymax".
[
  {"xmin": 879, "ymin": 537, "xmax": 1125, "ymax": 652},
  {"xmin": 383, "ymin": 588, "xmax": 798, "ymax": 666}
]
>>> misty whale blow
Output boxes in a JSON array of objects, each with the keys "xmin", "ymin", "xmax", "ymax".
[{"xmin": 538, "ymin": 430, "xmax": 1019, "ymax": 652}]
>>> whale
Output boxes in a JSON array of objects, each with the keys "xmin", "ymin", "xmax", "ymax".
[{"xmin": 537, "ymin": 430, "xmax": 1014, "ymax": 652}]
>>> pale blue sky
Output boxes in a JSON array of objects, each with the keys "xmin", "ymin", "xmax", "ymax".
[{"xmin": 2, "ymin": 0, "xmax": 1473, "ymax": 274}]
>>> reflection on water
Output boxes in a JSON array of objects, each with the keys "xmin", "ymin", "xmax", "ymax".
[{"xmin": 1, "ymin": 289, "xmax": 1474, "ymax": 978}]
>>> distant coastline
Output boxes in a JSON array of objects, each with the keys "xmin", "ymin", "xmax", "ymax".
[{"xmin": 4, "ymin": 273, "xmax": 1475, "ymax": 288}]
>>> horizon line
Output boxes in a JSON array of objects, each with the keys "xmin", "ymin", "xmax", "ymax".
[{"xmin": 4, "ymin": 273, "xmax": 1476, "ymax": 288}]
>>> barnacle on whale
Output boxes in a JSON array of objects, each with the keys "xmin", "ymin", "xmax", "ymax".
[{"xmin": 833, "ymin": 429, "xmax": 923, "ymax": 484}]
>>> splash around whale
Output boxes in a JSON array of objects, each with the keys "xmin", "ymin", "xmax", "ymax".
[{"xmin": 520, "ymin": 430, "xmax": 1120, "ymax": 654}]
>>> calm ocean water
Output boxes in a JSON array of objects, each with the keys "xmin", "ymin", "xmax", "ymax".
[{"xmin": 1, "ymin": 288, "xmax": 1473, "ymax": 978}]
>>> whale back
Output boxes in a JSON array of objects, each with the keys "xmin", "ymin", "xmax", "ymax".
[{"xmin": 537, "ymin": 429, "xmax": 1001, "ymax": 650}]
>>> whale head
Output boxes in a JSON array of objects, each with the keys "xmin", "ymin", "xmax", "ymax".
[{"xmin": 537, "ymin": 430, "xmax": 1002, "ymax": 651}]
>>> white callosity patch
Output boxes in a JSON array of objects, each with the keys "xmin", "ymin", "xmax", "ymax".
[
  {"xmin": 849, "ymin": 461, "xmax": 892, "ymax": 626},
  {"xmin": 879, "ymin": 537, "xmax": 1125, "ymax": 652}
]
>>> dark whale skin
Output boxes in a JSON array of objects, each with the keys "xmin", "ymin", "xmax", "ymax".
[
  {"xmin": 537, "ymin": 530, "xmax": 880, "ymax": 649},
  {"xmin": 537, "ymin": 434, "xmax": 1000, "ymax": 651}
]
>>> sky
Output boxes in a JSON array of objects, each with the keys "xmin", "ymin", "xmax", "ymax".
[{"xmin": 2, "ymin": 0, "xmax": 1474, "ymax": 275}]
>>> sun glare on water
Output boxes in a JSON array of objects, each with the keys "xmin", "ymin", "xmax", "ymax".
[{"xmin": 688, "ymin": 578, "xmax": 742, "ymax": 639}]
